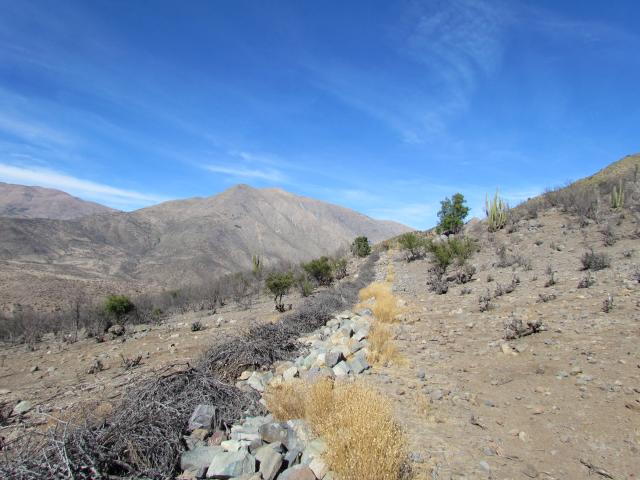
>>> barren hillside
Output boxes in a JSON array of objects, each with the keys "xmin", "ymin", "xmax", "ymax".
[
  {"xmin": 0, "ymin": 182, "xmax": 116, "ymax": 220},
  {"xmin": 0, "ymin": 184, "xmax": 410, "ymax": 310}
]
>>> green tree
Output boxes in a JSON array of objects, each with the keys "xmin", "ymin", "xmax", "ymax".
[
  {"xmin": 437, "ymin": 193, "xmax": 469, "ymax": 234},
  {"xmin": 351, "ymin": 236, "xmax": 371, "ymax": 257},
  {"xmin": 303, "ymin": 256, "xmax": 334, "ymax": 286},
  {"xmin": 265, "ymin": 271, "xmax": 294, "ymax": 312},
  {"xmin": 103, "ymin": 295, "xmax": 135, "ymax": 323}
]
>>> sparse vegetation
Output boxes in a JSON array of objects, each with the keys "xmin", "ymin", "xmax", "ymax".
[
  {"xmin": 120, "ymin": 354, "xmax": 143, "ymax": 370},
  {"xmin": 602, "ymin": 294, "xmax": 614, "ymax": 313},
  {"xmin": 190, "ymin": 321, "xmax": 204, "ymax": 332},
  {"xmin": 577, "ymin": 272, "xmax": 595, "ymax": 289},
  {"xmin": 485, "ymin": 189, "xmax": 509, "ymax": 232},
  {"xmin": 351, "ymin": 235, "xmax": 371, "ymax": 257},
  {"xmin": 581, "ymin": 249, "xmax": 611, "ymax": 271},
  {"xmin": 358, "ymin": 282, "xmax": 401, "ymax": 323},
  {"xmin": 436, "ymin": 193, "xmax": 469, "ymax": 234},
  {"xmin": 478, "ymin": 289, "xmax": 492, "ymax": 312},
  {"xmin": 331, "ymin": 257, "xmax": 348, "ymax": 280},
  {"xmin": 601, "ymin": 224, "xmax": 617, "ymax": 246},
  {"xmin": 265, "ymin": 271, "xmax": 294, "ymax": 312},
  {"xmin": 544, "ymin": 265, "xmax": 557, "ymax": 287}
]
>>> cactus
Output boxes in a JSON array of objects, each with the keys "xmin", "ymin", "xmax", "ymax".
[
  {"xmin": 485, "ymin": 189, "xmax": 509, "ymax": 232},
  {"xmin": 251, "ymin": 254, "xmax": 263, "ymax": 276},
  {"xmin": 611, "ymin": 181, "xmax": 624, "ymax": 209}
]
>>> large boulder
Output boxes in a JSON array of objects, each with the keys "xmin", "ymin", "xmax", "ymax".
[{"xmin": 180, "ymin": 446, "xmax": 223, "ymax": 477}]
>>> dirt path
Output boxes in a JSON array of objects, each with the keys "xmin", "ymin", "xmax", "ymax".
[{"xmin": 368, "ymin": 210, "xmax": 640, "ymax": 479}]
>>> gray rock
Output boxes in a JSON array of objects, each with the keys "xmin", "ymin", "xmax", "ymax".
[
  {"xmin": 332, "ymin": 361, "xmax": 350, "ymax": 377},
  {"xmin": 325, "ymin": 350, "xmax": 344, "ymax": 368},
  {"xmin": 181, "ymin": 446, "xmax": 223, "ymax": 477},
  {"xmin": 255, "ymin": 445, "xmax": 283, "ymax": 480},
  {"xmin": 247, "ymin": 372, "xmax": 267, "ymax": 392},
  {"xmin": 284, "ymin": 447, "xmax": 302, "ymax": 468},
  {"xmin": 278, "ymin": 465, "xmax": 316, "ymax": 480},
  {"xmin": 283, "ymin": 366, "xmax": 299, "ymax": 381},
  {"xmin": 189, "ymin": 404, "xmax": 218, "ymax": 431},
  {"xmin": 12, "ymin": 400, "xmax": 32, "ymax": 415},
  {"xmin": 301, "ymin": 438, "xmax": 327, "ymax": 464},
  {"xmin": 353, "ymin": 327, "xmax": 369, "ymax": 342},
  {"xmin": 430, "ymin": 389, "xmax": 443, "ymax": 401},
  {"xmin": 259, "ymin": 422, "xmax": 288, "ymax": 444},
  {"xmin": 348, "ymin": 351, "xmax": 370, "ymax": 374},
  {"xmin": 207, "ymin": 450, "xmax": 255, "ymax": 478}
]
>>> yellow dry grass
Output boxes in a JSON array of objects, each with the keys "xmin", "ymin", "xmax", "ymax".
[
  {"xmin": 367, "ymin": 322, "xmax": 402, "ymax": 366},
  {"xmin": 357, "ymin": 281, "xmax": 401, "ymax": 323},
  {"xmin": 265, "ymin": 378, "xmax": 408, "ymax": 480}
]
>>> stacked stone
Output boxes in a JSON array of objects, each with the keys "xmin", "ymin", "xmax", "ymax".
[{"xmin": 179, "ymin": 310, "xmax": 373, "ymax": 479}]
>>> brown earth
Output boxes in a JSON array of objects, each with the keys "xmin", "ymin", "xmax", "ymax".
[{"xmin": 367, "ymin": 207, "xmax": 640, "ymax": 479}]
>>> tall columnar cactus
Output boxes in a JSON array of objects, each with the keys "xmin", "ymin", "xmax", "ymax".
[
  {"xmin": 251, "ymin": 254, "xmax": 263, "ymax": 276},
  {"xmin": 611, "ymin": 181, "xmax": 624, "ymax": 209},
  {"xmin": 485, "ymin": 189, "xmax": 509, "ymax": 232}
]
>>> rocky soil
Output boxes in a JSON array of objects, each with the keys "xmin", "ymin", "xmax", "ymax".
[{"xmin": 369, "ymin": 208, "xmax": 640, "ymax": 479}]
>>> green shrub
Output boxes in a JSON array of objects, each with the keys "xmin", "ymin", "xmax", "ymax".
[
  {"xmin": 485, "ymin": 189, "xmax": 509, "ymax": 232},
  {"xmin": 436, "ymin": 193, "xmax": 469, "ymax": 234},
  {"xmin": 331, "ymin": 257, "xmax": 348, "ymax": 280},
  {"xmin": 397, "ymin": 232, "xmax": 425, "ymax": 261},
  {"xmin": 351, "ymin": 236, "xmax": 371, "ymax": 257},
  {"xmin": 103, "ymin": 295, "xmax": 134, "ymax": 322},
  {"xmin": 303, "ymin": 257, "xmax": 334, "ymax": 286},
  {"xmin": 426, "ymin": 237, "xmax": 476, "ymax": 272},
  {"xmin": 265, "ymin": 271, "xmax": 294, "ymax": 312}
]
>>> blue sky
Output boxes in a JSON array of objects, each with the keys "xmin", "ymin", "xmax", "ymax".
[{"xmin": 0, "ymin": 0, "xmax": 639, "ymax": 229}]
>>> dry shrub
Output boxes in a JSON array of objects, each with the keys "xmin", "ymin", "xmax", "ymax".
[
  {"xmin": 266, "ymin": 379, "xmax": 407, "ymax": 480},
  {"xmin": 264, "ymin": 380, "xmax": 308, "ymax": 421},
  {"xmin": 358, "ymin": 282, "xmax": 401, "ymax": 323},
  {"xmin": 367, "ymin": 323, "xmax": 401, "ymax": 366}
]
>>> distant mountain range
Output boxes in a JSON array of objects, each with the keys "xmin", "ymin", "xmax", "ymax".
[
  {"xmin": 0, "ymin": 182, "xmax": 116, "ymax": 219},
  {"xmin": 0, "ymin": 183, "xmax": 410, "ymax": 310}
]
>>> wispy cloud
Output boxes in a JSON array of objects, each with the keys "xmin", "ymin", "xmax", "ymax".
[
  {"xmin": 305, "ymin": 0, "xmax": 507, "ymax": 144},
  {"xmin": 0, "ymin": 113, "xmax": 75, "ymax": 147},
  {"xmin": 0, "ymin": 163, "xmax": 167, "ymax": 209},
  {"xmin": 203, "ymin": 164, "xmax": 287, "ymax": 183}
]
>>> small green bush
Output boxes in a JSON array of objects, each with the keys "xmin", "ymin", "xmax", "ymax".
[
  {"xmin": 437, "ymin": 193, "xmax": 469, "ymax": 234},
  {"xmin": 265, "ymin": 271, "xmax": 294, "ymax": 312},
  {"xmin": 351, "ymin": 236, "xmax": 371, "ymax": 257},
  {"xmin": 397, "ymin": 232, "xmax": 425, "ymax": 261},
  {"xmin": 103, "ymin": 295, "xmax": 135, "ymax": 322},
  {"xmin": 303, "ymin": 257, "xmax": 334, "ymax": 286},
  {"xmin": 426, "ymin": 237, "xmax": 476, "ymax": 271}
]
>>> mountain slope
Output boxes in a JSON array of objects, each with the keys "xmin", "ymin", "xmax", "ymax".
[
  {"xmin": 0, "ymin": 182, "xmax": 116, "ymax": 220},
  {"xmin": 0, "ymin": 184, "xmax": 410, "ymax": 309}
]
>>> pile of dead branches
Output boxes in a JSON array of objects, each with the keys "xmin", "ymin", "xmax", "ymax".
[{"xmin": 0, "ymin": 253, "xmax": 379, "ymax": 479}]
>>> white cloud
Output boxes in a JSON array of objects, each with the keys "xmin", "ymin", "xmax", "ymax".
[
  {"xmin": 0, "ymin": 113, "xmax": 74, "ymax": 146},
  {"xmin": 0, "ymin": 163, "xmax": 167, "ymax": 209},
  {"xmin": 203, "ymin": 164, "xmax": 287, "ymax": 182}
]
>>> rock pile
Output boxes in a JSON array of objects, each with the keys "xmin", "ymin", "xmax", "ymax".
[{"xmin": 179, "ymin": 310, "xmax": 373, "ymax": 479}]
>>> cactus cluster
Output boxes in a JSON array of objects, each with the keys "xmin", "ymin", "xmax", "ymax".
[
  {"xmin": 611, "ymin": 181, "xmax": 624, "ymax": 209},
  {"xmin": 485, "ymin": 189, "xmax": 509, "ymax": 232}
]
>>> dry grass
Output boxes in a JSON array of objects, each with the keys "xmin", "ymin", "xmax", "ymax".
[
  {"xmin": 357, "ymin": 281, "xmax": 401, "ymax": 323},
  {"xmin": 367, "ymin": 323, "xmax": 402, "ymax": 366},
  {"xmin": 265, "ymin": 378, "xmax": 408, "ymax": 480}
]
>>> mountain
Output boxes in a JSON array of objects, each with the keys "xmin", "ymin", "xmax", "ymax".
[
  {"xmin": 0, "ymin": 182, "xmax": 117, "ymax": 220},
  {"xmin": 0, "ymin": 184, "xmax": 411, "ymax": 310}
]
